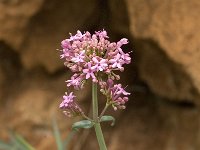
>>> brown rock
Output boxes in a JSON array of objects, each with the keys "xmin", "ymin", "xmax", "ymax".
[
  {"xmin": 0, "ymin": 0, "xmax": 98, "ymax": 73},
  {"xmin": 0, "ymin": 0, "xmax": 44, "ymax": 49},
  {"xmin": 20, "ymin": 0, "xmax": 97, "ymax": 73},
  {"xmin": 125, "ymin": 0, "xmax": 200, "ymax": 102}
]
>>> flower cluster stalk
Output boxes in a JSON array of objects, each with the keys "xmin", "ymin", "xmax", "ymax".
[{"xmin": 92, "ymin": 83, "xmax": 107, "ymax": 150}]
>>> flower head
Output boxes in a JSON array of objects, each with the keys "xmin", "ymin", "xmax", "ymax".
[
  {"xmin": 60, "ymin": 30, "xmax": 131, "ymax": 86},
  {"xmin": 59, "ymin": 92, "xmax": 83, "ymax": 117}
]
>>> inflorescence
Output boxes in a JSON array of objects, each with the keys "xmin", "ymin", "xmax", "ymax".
[{"xmin": 59, "ymin": 30, "xmax": 131, "ymax": 117}]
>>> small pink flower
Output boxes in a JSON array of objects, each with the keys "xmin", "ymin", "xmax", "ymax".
[
  {"xmin": 83, "ymin": 62, "xmax": 96, "ymax": 80},
  {"xmin": 121, "ymin": 53, "xmax": 131, "ymax": 64},
  {"xmin": 92, "ymin": 57, "xmax": 108, "ymax": 72},
  {"xmin": 61, "ymin": 40, "xmax": 71, "ymax": 49},
  {"xmin": 117, "ymin": 38, "xmax": 128, "ymax": 48},
  {"xmin": 69, "ymin": 30, "xmax": 84, "ymax": 41},
  {"xmin": 71, "ymin": 50, "xmax": 85, "ymax": 63},
  {"xmin": 109, "ymin": 53, "xmax": 124, "ymax": 70},
  {"xmin": 59, "ymin": 92, "xmax": 75, "ymax": 109},
  {"xmin": 113, "ymin": 84, "xmax": 130, "ymax": 96},
  {"xmin": 66, "ymin": 74, "xmax": 84, "ymax": 89},
  {"xmin": 95, "ymin": 30, "xmax": 108, "ymax": 39}
]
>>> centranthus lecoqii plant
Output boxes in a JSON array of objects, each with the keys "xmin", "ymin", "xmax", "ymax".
[{"xmin": 59, "ymin": 30, "xmax": 131, "ymax": 150}]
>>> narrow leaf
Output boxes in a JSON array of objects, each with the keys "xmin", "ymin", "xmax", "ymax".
[
  {"xmin": 52, "ymin": 119, "xmax": 64, "ymax": 150},
  {"xmin": 9, "ymin": 132, "xmax": 35, "ymax": 150},
  {"xmin": 15, "ymin": 134, "xmax": 35, "ymax": 150},
  {"xmin": 63, "ymin": 130, "xmax": 76, "ymax": 150},
  {"xmin": 100, "ymin": 116, "xmax": 115, "ymax": 126}
]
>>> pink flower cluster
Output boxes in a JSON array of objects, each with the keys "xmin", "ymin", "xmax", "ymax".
[
  {"xmin": 59, "ymin": 92, "xmax": 83, "ymax": 117},
  {"xmin": 99, "ymin": 79, "xmax": 130, "ymax": 110},
  {"xmin": 59, "ymin": 30, "xmax": 131, "ymax": 115},
  {"xmin": 61, "ymin": 30, "xmax": 131, "ymax": 86}
]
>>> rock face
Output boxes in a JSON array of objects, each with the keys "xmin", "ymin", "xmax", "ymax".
[
  {"xmin": 0, "ymin": 0, "xmax": 97, "ymax": 73},
  {"xmin": 0, "ymin": 0, "xmax": 44, "ymax": 49},
  {"xmin": 125, "ymin": 0, "xmax": 200, "ymax": 102},
  {"xmin": 20, "ymin": 0, "xmax": 97, "ymax": 73}
]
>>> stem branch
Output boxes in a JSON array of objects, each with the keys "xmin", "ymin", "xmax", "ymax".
[
  {"xmin": 81, "ymin": 112, "xmax": 93, "ymax": 121},
  {"xmin": 99, "ymin": 103, "xmax": 109, "ymax": 119}
]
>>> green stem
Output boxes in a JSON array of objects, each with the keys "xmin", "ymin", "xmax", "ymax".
[
  {"xmin": 81, "ymin": 112, "xmax": 93, "ymax": 121},
  {"xmin": 99, "ymin": 103, "xmax": 109, "ymax": 119},
  {"xmin": 92, "ymin": 83, "xmax": 98, "ymax": 121},
  {"xmin": 94, "ymin": 123, "xmax": 107, "ymax": 150},
  {"xmin": 92, "ymin": 83, "xmax": 107, "ymax": 150}
]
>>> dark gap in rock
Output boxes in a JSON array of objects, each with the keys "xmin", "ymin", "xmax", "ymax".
[
  {"xmin": 161, "ymin": 98, "xmax": 196, "ymax": 109},
  {"xmin": 0, "ymin": 41, "xmax": 22, "ymax": 77},
  {"xmin": 130, "ymin": 81, "xmax": 196, "ymax": 110},
  {"xmin": 0, "ymin": 41, "xmax": 23, "ymax": 101},
  {"xmin": 84, "ymin": 0, "xmax": 111, "ymax": 32},
  {"xmin": 175, "ymin": 101, "xmax": 195, "ymax": 108},
  {"xmin": 130, "ymin": 81, "xmax": 151, "ymax": 94},
  {"xmin": 150, "ymin": 92, "xmax": 196, "ymax": 109}
]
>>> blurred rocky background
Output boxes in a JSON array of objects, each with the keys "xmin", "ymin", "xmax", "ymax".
[{"xmin": 0, "ymin": 0, "xmax": 200, "ymax": 149}]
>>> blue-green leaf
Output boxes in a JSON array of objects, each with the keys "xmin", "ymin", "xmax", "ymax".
[
  {"xmin": 72, "ymin": 120, "xmax": 94, "ymax": 131},
  {"xmin": 100, "ymin": 116, "xmax": 115, "ymax": 126},
  {"xmin": 0, "ymin": 140, "xmax": 13, "ymax": 150}
]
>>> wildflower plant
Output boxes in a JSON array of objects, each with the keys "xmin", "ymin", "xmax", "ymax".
[{"xmin": 59, "ymin": 30, "xmax": 131, "ymax": 150}]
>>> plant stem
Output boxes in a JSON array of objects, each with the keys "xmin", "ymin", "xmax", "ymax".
[
  {"xmin": 81, "ymin": 112, "xmax": 93, "ymax": 121},
  {"xmin": 92, "ymin": 83, "xmax": 98, "ymax": 122},
  {"xmin": 94, "ymin": 123, "xmax": 107, "ymax": 150},
  {"xmin": 92, "ymin": 83, "xmax": 107, "ymax": 150},
  {"xmin": 99, "ymin": 103, "xmax": 109, "ymax": 119}
]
